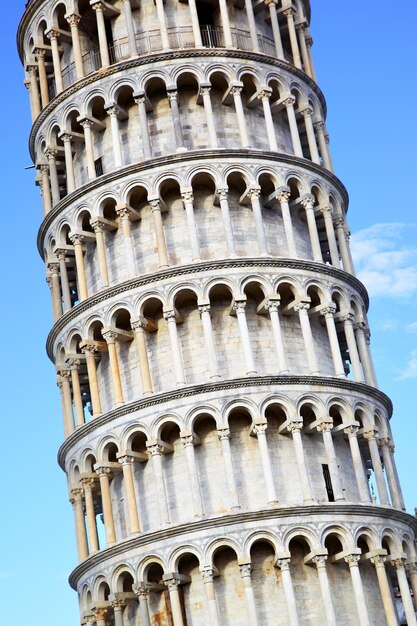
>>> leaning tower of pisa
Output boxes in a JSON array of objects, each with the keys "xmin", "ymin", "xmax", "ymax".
[{"xmin": 18, "ymin": 0, "xmax": 417, "ymax": 624}]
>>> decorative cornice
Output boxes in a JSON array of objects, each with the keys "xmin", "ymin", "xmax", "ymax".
[
  {"xmin": 46, "ymin": 257, "xmax": 368, "ymax": 360},
  {"xmin": 37, "ymin": 151, "xmax": 349, "ymax": 256},
  {"xmin": 27, "ymin": 49, "xmax": 325, "ymax": 161},
  {"xmin": 57, "ymin": 374, "xmax": 392, "ymax": 469},
  {"xmin": 68, "ymin": 503, "xmax": 416, "ymax": 589}
]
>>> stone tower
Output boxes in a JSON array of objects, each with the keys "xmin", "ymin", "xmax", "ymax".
[{"xmin": 18, "ymin": 1, "xmax": 417, "ymax": 625}]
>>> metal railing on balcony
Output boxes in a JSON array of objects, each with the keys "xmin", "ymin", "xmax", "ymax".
[{"xmin": 55, "ymin": 25, "xmax": 278, "ymax": 92}]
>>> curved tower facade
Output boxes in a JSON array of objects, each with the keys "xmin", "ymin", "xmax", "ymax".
[{"xmin": 18, "ymin": 1, "xmax": 417, "ymax": 625}]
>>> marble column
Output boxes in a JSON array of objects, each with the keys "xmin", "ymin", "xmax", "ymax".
[
  {"xmin": 102, "ymin": 330, "xmax": 124, "ymax": 407},
  {"xmin": 61, "ymin": 133, "xmax": 76, "ymax": 194},
  {"xmin": 343, "ymin": 424, "xmax": 371, "ymax": 503},
  {"xmin": 301, "ymin": 194, "xmax": 322, "ymax": 262},
  {"xmin": 252, "ymin": 423, "xmax": 278, "ymax": 506},
  {"xmin": 294, "ymin": 302, "xmax": 320, "ymax": 375},
  {"xmin": 149, "ymin": 198, "xmax": 169, "ymax": 268},
  {"xmin": 67, "ymin": 357, "xmax": 85, "ymax": 427},
  {"xmin": 297, "ymin": 23, "xmax": 312, "ymax": 76},
  {"xmin": 70, "ymin": 234, "xmax": 88, "ymax": 301},
  {"xmin": 164, "ymin": 310, "xmax": 186, "ymax": 386},
  {"xmin": 393, "ymin": 559, "xmax": 417, "ymax": 626},
  {"xmin": 301, "ymin": 107, "xmax": 320, "ymax": 164},
  {"xmin": 284, "ymin": 96, "xmax": 303, "ymax": 157},
  {"xmin": 265, "ymin": 0, "xmax": 284, "ymax": 59},
  {"xmin": 45, "ymin": 148, "xmax": 60, "ymax": 206},
  {"xmin": 231, "ymin": 85, "xmax": 250, "ymax": 148},
  {"xmin": 259, "ymin": 88, "xmax": 278, "ymax": 151},
  {"xmin": 199, "ymin": 305, "xmax": 221, "ymax": 380},
  {"xmin": 378, "ymin": 438, "xmax": 404, "ymax": 510},
  {"xmin": 218, "ymin": 0, "xmax": 233, "ymax": 48},
  {"xmin": 217, "ymin": 188, "xmax": 236, "ymax": 256},
  {"xmin": 320, "ymin": 205, "xmax": 340, "ymax": 266},
  {"xmin": 267, "ymin": 299, "xmax": 289, "ymax": 374},
  {"xmin": 81, "ymin": 476, "xmax": 99, "ymax": 553},
  {"xmin": 181, "ymin": 434, "xmax": 205, "ymax": 518},
  {"xmin": 96, "ymin": 466, "xmax": 116, "ymax": 545},
  {"xmin": 70, "ymin": 488, "xmax": 88, "ymax": 561},
  {"xmin": 200, "ymin": 85, "xmax": 218, "ymax": 148},
  {"xmin": 81, "ymin": 343, "xmax": 102, "ymax": 417},
  {"xmin": 118, "ymin": 454, "xmax": 141, "ymax": 534},
  {"xmin": 134, "ymin": 94, "xmax": 152, "ymax": 158},
  {"xmin": 131, "ymin": 319, "xmax": 153, "ymax": 396},
  {"xmin": 167, "ymin": 90, "xmax": 186, "ymax": 151},
  {"xmin": 106, "ymin": 106, "xmax": 123, "ymax": 167},
  {"xmin": 233, "ymin": 301, "xmax": 257, "ymax": 375},
  {"xmin": 284, "ymin": 7, "xmax": 302, "ymax": 68},
  {"xmin": 201, "ymin": 567, "xmax": 221, "ymax": 626},
  {"xmin": 217, "ymin": 428, "xmax": 240, "ymax": 510},
  {"xmin": 317, "ymin": 421, "xmax": 345, "ymax": 501},
  {"xmin": 35, "ymin": 48, "xmax": 49, "ymax": 108},
  {"xmin": 47, "ymin": 30, "xmax": 64, "ymax": 93},
  {"xmin": 39, "ymin": 164, "xmax": 52, "ymax": 215},
  {"xmin": 276, "ymin": 186, "xmax": 297, "ymax": 257},
  {"xmin": 147, "ymin": 443, "xmax": 170, "ymax": 525},
  {"xmin": 65, "ymin": 13, "xmax": 85, "ymax": 79},
  {"xmin": 344, "ymin": 554, "xmax": 371, "ymax": 626},
  {"xmin": 363, "ymin": 429, "xmax": 390, "ymax": 506},
  {"xmin": 312, "ymin": 556, "xmax": 337, "ymax": 626},
  {"xmin": 320, "ymin": 305, "xmax": 345, "ymax": 378},
  {"xmin": 155, "ymin": 0, "xmax": 170, "ymax": 50},
  {"xmin": 248, "ymin": 186, "xmax": 268, "ymax": 255},
  {"xmin": 80, "ymin": 119, "xmax": 96, "ymax": 181},
  {"xmin": 287, "ymin": 421, "xmax": 313, "ymax": 503},
  {"xmin": 239, "ymin": 564, "xmax": 260, "ymax": 626},
  {"xmin": 115, "ymin": 205, "xmax": 137, "ymax": 278},
  {"xmin": 122, "ymin": 0, "xmax": 138, "ymax": 57},
  {"xmin": 343, "ymin": 313, "xmax": 364, "ymax": 381},
  {"xmin": 91, "ymin": 1, "xmax": 111, "ymax": 67},
  {"xmin": 181, "ymin": 190, "xmax": 201, "ymax": 261},
  {"xmin": 90, "ymin": 220, "xmax": 110, "ymax": 288},
  {"xmin": 370, "ymin": 555, "xmax": 399, "ymax": 626},
  {"xmin": 276, "ymin": 557, "xmax": 300, "ymax": 626}
]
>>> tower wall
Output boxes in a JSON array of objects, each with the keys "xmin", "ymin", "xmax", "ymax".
[{"xmin": 18, "ymin": 1, "xmax": 417, "ymax": 625}]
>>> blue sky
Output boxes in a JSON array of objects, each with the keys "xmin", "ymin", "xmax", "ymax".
[{"xmin": 1, "ymin": 2, "xmax": 416, "ymax": 624}]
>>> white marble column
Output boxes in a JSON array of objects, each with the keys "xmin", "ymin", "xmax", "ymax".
[
  {"xmin": 168, "ymin": 90, "xmax": 186, "ymax": 151},
  {"xmin": 248, "ymin": 187, "xmax": 268, "ymax": 255},
  {"xmin": 81, "ymin": 343, "xmax": 102, "ymax": 417},
  {"xmin": 320, "ymin": 205, "xmax": 340, "ymax": 266},
  {"xmin": 70, "ymin": 488, "xmax": 88, "ymax": 561},
  {"xmin": 47, "ymin": 262, "xmax": 63, "ymax": 319},
  {"xmin": 334, "ymin": 216, "xmax": 355, "ymax": 274},
  {"xmin": 155, "ymin": 0, "xmax": 170, "ymax": 50},
  {"xmin": 276, "ymin": 557, "xmax": 300, "ymax": 626},
  {"xmin": 320, "ymin": 305, "xmax": 346, "ymax": 378},
  {"xmin": 45, "ymin": 148, "xmax": 60, "ymax": 206},
  {"xmin": 133, "ymin": 586, "xmax": 151, "ymax": 626},
  {"xmin": 267, "ymin": 299, "xmax": 289, "ymax": 374},
  {"xmin": 90, "ymin": 220, "xmax": 110, "ymax": 289},
  {"xmin": 317, "ymin": 421, "xmax": 345, "ymax": 501},
  {"xmin": 164, "ymin": 310, "xmax": 186, "ymax": 386},
  {"xmin": 363, "ymin": 429, "xmax": 390, "ymax": 506},
  {"xmin": 199, "ymin": 305, "xmax": 221, "ymax": 380},
  {"xmin": 122, "ymin": 0, "xmax": 138, "ymax": 57},
  {"xmin": 80, "ymin": 119, "xmax": 96, "ymax": 181},
  {"xmin": 188, "ymin": 0, "xmax": 203, "ymax": 47},
  {"xmin": 393, "ymin": 559, "xmax": 417, "ymax": 626},
  {"xmin": 231, "ymin": 85, "xmax": 250, "ymax": 148},
  {"xmin": 378, "ymin": 438, "xmax": 404, "ymax": 510},
  {"xmin": 91, "ymin": 1, "xmax": 111, "ymax": 67},
  {"xmin": 265, "ymin": 0, "xmax": 284, "ymax": 59},
  {"xmin": 131, "ymin": 319, "xmax": 153, "ymax": 396},
  {"xmin": 60, "ymin": 133, "xmax": 76, "ymax": 194},
  {"xmin": 217, "ymin": 188, "xmax": 236, "ymax": 256},
  {"xmin": 355, "ymin": 322, "xmax": 377, "ymax": 387},
  {"xmin": 312, "ymin": 556, "xmax": 337, "ymax": 626},
  {"xmin": 181, "ymin": 433, "xmax": 205, "ymax": 518},
  {"xmin": 370, "ymin": 555, "xmax": 399, "ymax": 626},
  {"xmin": 201, "ymin": 567, "xmax": 221, "ymax": 626},
  {"xmin": 305, "ymin": 30, "xmax": 317, "ymax": 81},
  {"xmin": 81, "ymin": 476, "xmax": 99, "ymax": 553},
  {"xmin": 111, "ymin": 600, "xmax": 126, "ymax": 626},
  {"xmin": 233, "ymin": 301, "xmax": 257, "ymax": 375},
  {"xmin": 217, "ymin": 428, "xmax": 240, "ymax": 510},
  {"xmin": 314, "ymin": 119, "xmax": 333, "ymax": 171},
  {"xmin": 297, "ymin": 23, "xmax": 312, "ymax": 76},
  {"xmin": 301, "ymin": 194, "xmax": 322, "ymax": 262},
  {"xmin": 118, "ymin": 454, "xmax": 141, "ymax": 534},
  {"xmin": 259, "ymin": 88, "xmax": 278, "ymax": 151},
  {"xmin": 218, "ymin": 0, "xmax": 233, "ymax": 48},
  {"xmin": 70, "ymin": 234, "xmax": 88, "ymax": 301},
  {"xmin": 58, "ymin": 370, "xmax": 74, "ymax": 436},
  {"xmin": 27, "ymin": 65, "xmax": 41, "ymax": 119},
  {"xmin": 67, "ymin": 357, "xmax": 85, "ymax": 427},
  {"xmin": 287, "ymin": 421, "xmax": 313, "ymax": 503},
  {"xmin": 294, "ymin": 302, "xmax": 320, "ymax": 375},
  {"xmin": 239, "ymin": 564, "xmax": 260, "ymax": 626},
  {"xmin": 343, "ymin": 424, "xmax": 371, "ymax": 503},
  {"xmin": 301, "ymin": 107, "xmax": 320, "ymax": 164},
  {"xmin": 65, "ymin": 13, "xmax": 85, "ymax": 79},
  {"xmin": 96, "ymin": 466, "xmax": 116, "ymax": 545},
  {"xmin": 106, "ymin": 106, "xmax": 123, "ymax": 168},
  {"xmin": 149, "ymin": 198, "xmax": 169, "ymax": 268},
  {"xmin": 115, "ymin": 204, "xmax": 137, "ymax": 278},
  {"xmin": 284, "ymin": 96, "xmax": 303, "ymax": 157},
  {"xmin": 39, "ymin": 164, "xmax": 52, "ymax": 215},
  {"xmin": 276, "ymin": 186, "xmax": 297, "ymax": 257},
  {"xmin": 200, "ymin": 85, "xmax": 218, "ymax": 148},
  {"xmin": 284, "ymin": 7, "xmax": 302, "ymax": 68},
  {"xmin": 147, "ymin": 442, "xmax": 171, "ymax": 525},
  {"xmin": 102, "ymin": 330, "xmax": 125, "ymax": 407},
  {"xmin": 35, "ymin": 48, "xmax": 49, "ymax": 108},
  {"xmin": 181, "ymin": 189, "xmax": 201, "ymax": 261},
  {"xmin": 134, "ymin": 94, "xmax": 152, "ymax": 158},
  {"xmin": 47, "ymin": 30, "xmax": 64, "ymax": 93},
  {"xmin": 344, "ymin": 554, "xmax": 371, "ymax": 626},
  {"xmin": 252, "ymin": 423, "xmax": 278, "ymax": 506}
]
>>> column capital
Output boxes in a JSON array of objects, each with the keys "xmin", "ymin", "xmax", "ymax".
[
  {"xmin": 320, "ymin": 304, "xmax": 336, "ymax": 318},
  {"xmin": 247, "ymin": 186, "xmax": 262, "ymax": 200},
  {"xmin": 233, "ymin": 300, "xmax": 247, "ymax": 313},
  {"xmin": 81, "ymin": 343, "xmax": 99, "ymax": 357},
  {"xmin": 167, "ymin": 89, "xmax": 179, "ymax": 102},
  {"xmin": 370, "ymin": 555, "xmax": 386, "ymax": 567},
  {"xmin": 70, "ymin": 487, "xmax": 84, "ymax": 503},
  {"xmin": 217, "ymin": 187, "xmax": 229, "ymax": 200},
  {"xmin": 115, "ymin": 204, "xmax": 132, "ymax": 219},
  {"xmin": 266, "ymin": 298, "xmax": 281, "ymax": 313},
  {"xmin": 95, "ymin": 465, "xmax": 112, "ymax": 477},
  {"xmin": 80, "ymin": 118, "xmax": 94, "ymax": 130},
  {"xmin": 47, "ymin": 261, "xmax": 60, "ymax": 274},
  {"xmin": 283, "ymin": 95, "xmax": 296, "ymax": 107},
  {"xmin": 46, "ymin": 29, "xmax": 61, "ymax": 41},
  {"xmin": 199, "ymin": 85, "xmax": 211, "ymax": 97},
  {"xmin": 287, "ymin": 419, "xmax": 303, "ymax": 433},
  {"xmin": 294, "ymin": 301, "xmax": 310, "ymax": 312},
  {"xmin": 276, "ymin": 557, "xmax": 291, "ymax": 570},
  {"xmin": 111, "ymin": 599, "xmax": 126, "ymax": 610},
  {"xmin": 93, "ymin": 607, "xmax": 110, "ymax": 620},
  {"xmin": 149, "ymin": 198, "xmax": 161, "ymax": 212},
  {"xmin": 317, "ymin": 419, "xmax": 334, "ymax": 433},
  {"xmin": 377, "ymin": 437, "xmax": 391, "ymax": 448},
  {"xmin": 102, "ymin": 329, "xmax": 118, "ymax": 343},
  {"xmin": 252, "ymin": 422, "xmax": 267, "ymax": 436},
  {"xmin": 65, "ymin": 12, "xmax": 81, "ymax": 27},
  {"xmin": 70, "ymin": 233, "xmax": 84, "ymax": 245},
  {"xmin": 264, "ymin": 0, "xmax": 278, "ymax": 5},
  {"xmin": 181, "ymin": 190, "xmax": 194, "ymax": 204},
  {"xmin": 343, "ymin": 312, "xmax": 355, "ymax": 324},
  {"xmin": 344, "ymin": 553, "xmax": 360, "ymax": 566},
  {"xmin": 239, "ymin": 563, "xmax": 252, "ymax": 578},
  {"xmin": 118, "ymin": 454, "xmax": 135, "ymax": 465},
  {"xmin": 106, "ymin": 105, "xmax": 122, "ymax": 118},
  {"xmin": 300, "ymin": 193, "xmax": 315, "ymax": 210},
  {"xmin": 312, "ymin": 554, "xmax": 328, "ymax": 568},
  {"xmin": 131, "ymin": 318, "xmax": 150, "ymax": 332},
  {"xmin": 391, "ymin": 557, "xmax": 406, "ymax": 570},
  {"xmin": 90, "ymin": 219, "xmax": 104, "ymax": 233},
  {"xmin": 230, "ymin": 84, "xmax": 243, "ymax": 96},
  {"xmin": 313, "ymin": 119, "xmax": 324, "ymax": 131},
  {"xmin": 276, "ymin": 185, "xmax": 291, "ymax": 203},
  {"xmin": 200, "ymin": 566, "xmax": 215, "ymax": 582},
  {"xmin": 258, "ymin": 87, "xmax": 272, "ymax": 100},
  {"xmin": 343, "ymin": 423, "xmax": 359, "ymax": 437},
  {"xmin": 80, "ymin": 476, "xmax": 96, "ymax": 488},
  {"xmin": 45, "ymin": 147, "xmax": 58, "ymax": 160},
  {"xmin": 320, "ymin": 204, "xmax": 333, "ymax": 217},
  {"xmin": 91, "ymin": 1, "xmax": 106, "ymax": 12},
  {"xmin": 181, "ymin": 434, "xmax": 196, "ymax": 448},
  {"xmin": 66, "ymin": 357, "xmax": 81, "ymax": 370},
  {"xmin": 406, "ymin": 562, "xmax": 417, "ymax": 575},
  {"xmin": 363, "ymin": 428, "xmax": 379, "ymax": 441},
  {"xmin": 283, "ymin": 6, "xmax": 295, "ymax": 17},
  {"xmin": 217, "ymin": 427, "xmax": 231, "ymax": 441},
  {"xmin": 35, "ymin": 47, "xmax": 46, "ymax": 60},
  {"xmin": 198, "ymin": 304, "xmax": 211, "ymax": 316},
  {"xmin": 146, "ymin": 442, "xmax": 164, "ymax": 456},
  {"xmin": 300, "ymin": 106, "xmax": 313, "ymax": 118},
  {"xmin": 163, "ymin": 309, "xmax": 176, "ymax": 322}
]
